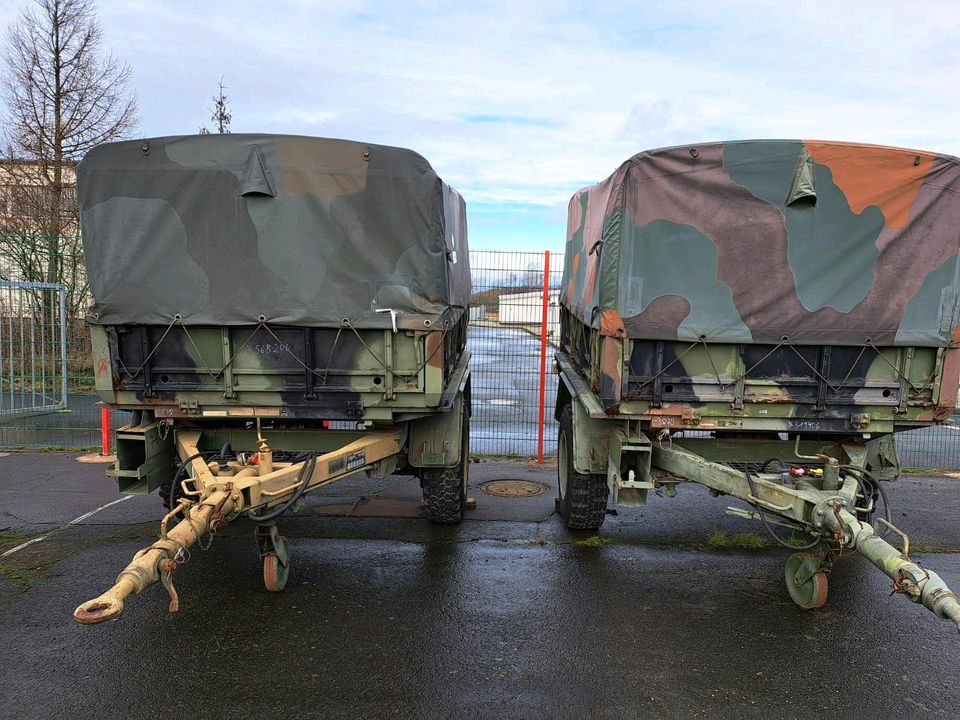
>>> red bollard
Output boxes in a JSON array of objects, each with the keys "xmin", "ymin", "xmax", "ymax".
[{"xmin": 100, "ymin": 405, "xmax": 112, "ymax": 456}]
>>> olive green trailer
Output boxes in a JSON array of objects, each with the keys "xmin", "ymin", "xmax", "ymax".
[
  {"xmin": 74, "ymin": 134, "xmax": 471, "ymax": 623},
  {"xmin": 557, "ymin": 140, "xmax": 960, "ymax": 633}
]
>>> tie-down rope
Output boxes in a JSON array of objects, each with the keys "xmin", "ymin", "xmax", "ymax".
[
  {"xmin": 116, "ymin": 316, "xmax": 447, "ymax": 388},
  {"xmin": 630, "ymin": 337, "xmax": 934, "ymax": 398}
]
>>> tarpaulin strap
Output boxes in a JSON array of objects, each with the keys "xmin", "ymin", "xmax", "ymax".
[
  {"xmin": 628, "ymin": 334, "xmax": 935, "ymax": 402},
  {"xmin": 632, "ymin": 340, "xmax": 702, "ymax": 392},
  {"xmin": 699, "ymin": 337, "xmax": 725, "ymax": 389},
  {"xmin": 122, "ymin": 314, "xmax": 452, "ymax": 390},
  {"xmin": 865, "ymin": 340, "xmax": 930, "ymax": 393},
  {"xmin": 343, "ymin": 321, "xmax": 390, "ymax": 371},
  {"xmin": 834, "ymin": 345, "xmax": 869, "ymax": 390},
  {"xmin": 319, "ymin": 328, "xmax": 344, "ymax": 384},
  {"xmin": 117, "ymin": 316, "xmax": 269, "ymax": 383},
  {"xmin": 184, "ymin": 319, "xmax": 344, "ymax": 384},
  {"xmin": 347, "ymin": 320, "xmax": 449, "ymax": 383},
  {"xmin": 260, "ymin": 322, "xmax": 344, "ymax": 381},
  {"xmin": 212, "ymin": 320, "xmax": 267, "ymax": 378},
  {"xmin": 116, "ymin": 315, "xmax": 181, "ymax": 380},
  {"xmin": 397, "ymin": 329, "xmax": 447, "ymax": 383},
  {"xmin": 787, "ymin": 342, "xmax": 918, "ymax": 396},
  {"xmin": 785, "ymin": 344, "xmax": 844, "ymax": 394},
  {"xmin": 717, "ymin": 337, "xmax": 790, "ymax": 392},
  {"xmin": 263, "ymin": 319, "xmax": 446, "ymax": 384},
  {"xmin": 713, "ymin": 338, "xmax": 877, "ymax": 395},
  {"xmin": 734, "ymin": 341, "xmax": 919, "ymax": 396},
  {"xmin": 179, "ymin": 319, "xmax": 267, "ymax": 381}
]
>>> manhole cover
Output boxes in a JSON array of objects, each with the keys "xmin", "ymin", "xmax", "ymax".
[{"xmin": 479, "ymin": 479, "xmax": 549, "ymax": 497}]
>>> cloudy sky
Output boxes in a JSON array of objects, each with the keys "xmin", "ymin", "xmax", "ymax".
[{"xmin": 3, "ymin": 0, "xmax": 960, "ymax": 251}]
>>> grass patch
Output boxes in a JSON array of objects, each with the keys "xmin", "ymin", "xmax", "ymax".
[
  {"xmin": 0, "ymin": 531, "xmax": 38, "ymax": 556},
  {"xmin": 472, "ymin": 452, "xmax": 523, "ymax": 460},
  {"xmin": 782, "ymin": 534, "xmax": 815, "ymax": 548},
  {"xmin": 0, "ymin": 563, "xmax": 31, "ymax": 589},
  {"xmin": 0, "ymin": 532, "xmax": 31, "ymax": 542},
  {"xmin": 574, "ymin": 535, "xmax": 612, "ymax": 547},
  {"xmin": 910, "ymin": 543, "xmax": 945, "ymax": 554},
  {"xmin": 899, "ymin": 467, "xmax": 960, "ymax": 477},
  {"xmin": 707, "ymin": 531, "xmax": 769, "ymax": 550}
]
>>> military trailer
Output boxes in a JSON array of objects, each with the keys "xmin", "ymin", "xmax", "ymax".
[
  {"xmin": 556, "ymin": 140, "xmax": 960, "ymax": 632},
  {"xmin": 74, "ymin": 134, "xmax": 471, "ymax": 623}
]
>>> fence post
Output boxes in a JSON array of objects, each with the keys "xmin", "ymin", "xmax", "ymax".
[
  {"xmin": 100, "ymin": 405, "xmax": 112, "ymax": 456},
  {"xmin": 537, "ymin": 250, "xmax": 551, "ymax": 464},
  {"xmin": 59, "ymin": 286, "xmax": 68, "ymax": 410}
]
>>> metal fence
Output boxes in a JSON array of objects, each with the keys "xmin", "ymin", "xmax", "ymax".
[
  {"xmin": 1, "ymin": 242, "xmax": 960, "ymax": 469},
  {"xmin": 0, "ymin": 243, "xmax": 121, "ymax": 448},
  {"xmin": 894, "ymin": 424, "xmax": 960, "ymax": 469},
  {"xmin": 0, "ymin": 280, "xmax": 67, "ymax": 418},
  {"xmin": 0, "ymin": 313, "xmax": 124, "ymax": 448},
  {"xmin": 468, "ymin": 250, "xmax": 563, "ymax": 457}
]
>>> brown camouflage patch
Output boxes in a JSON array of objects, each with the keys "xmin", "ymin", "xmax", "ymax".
[{"xmin": 805, "ymin": 141, "xmax": 932, "ymax": 229}]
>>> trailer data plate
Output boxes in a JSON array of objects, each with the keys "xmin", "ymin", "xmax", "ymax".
[{"xmin": 329, "ymin": 451, "xmax": 367, "ymax": 474}]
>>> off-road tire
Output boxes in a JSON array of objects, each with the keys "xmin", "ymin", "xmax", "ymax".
[
  {"xmin": 421, "ymin": 398, "xmax": 470, "ymax": 524},
  {"xmin": 558, "ymin": 405, "xmax": 609, "ymax": 530}
]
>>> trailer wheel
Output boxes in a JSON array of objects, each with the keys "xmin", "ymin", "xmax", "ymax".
[
  {"xmin": 784, "ymin": 552, "xmax": 829, "ymax": 609},
  {"xmin": 261, "ymin": 532, "xmax": 290, "ymax": 592},
  {"xmin": 420, "ymin": 400, "xmax": 470, "ymax": 524},
  {"xmin": 558, "ymin": 405, "xmax": 609, "ymax": 530},
  {"xmin": 263, "ymin": 553, "xmax": 289, "ymax": 592}
]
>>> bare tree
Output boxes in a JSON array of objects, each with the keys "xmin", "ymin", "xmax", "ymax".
[
  {"xmin": 0, "ymin": 0, "xmax": 138, "ymax": 316},
  {"xmin": 199, "ymin": 77, "xmax": 231, "ymax": 135},
  {"xmin": 521, "ymin": 260, "xmax": 543, "ymax": 289}
]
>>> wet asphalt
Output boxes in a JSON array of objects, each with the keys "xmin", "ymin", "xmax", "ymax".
[{"xmin": 1, "ymin": 453, "xmax": 959, "ymax": 719}]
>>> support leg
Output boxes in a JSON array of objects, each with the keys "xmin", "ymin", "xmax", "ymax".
[
  {"xmin": 255, "ymin": 523, "xmax": 290, "ymax": 592},
  {"xmin": 784, "ymin": 547, "xmax": 832, "ymax": 609}
]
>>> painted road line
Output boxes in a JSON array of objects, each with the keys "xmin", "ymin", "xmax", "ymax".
[{"xmin": 1, "ymin": 495, "xmax": 135, "ymax": 558}]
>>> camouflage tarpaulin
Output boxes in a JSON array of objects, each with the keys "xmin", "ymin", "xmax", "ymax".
[
  {"xmin": 562, "ymin": 140, "xmax": 960, "ymax": 346},
  {"xmin": 78, "ymin": 134, "xmax": 470, "ymax": 329}
]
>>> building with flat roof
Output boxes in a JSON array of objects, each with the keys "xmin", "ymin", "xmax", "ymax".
[{"xmin": 497, "ymin": 289, "xmax": 559, "ymax": 337}]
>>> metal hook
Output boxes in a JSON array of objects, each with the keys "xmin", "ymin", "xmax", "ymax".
[{"xmin": 375, "ymin": 308, "xmax": 399, "ymax": 333}]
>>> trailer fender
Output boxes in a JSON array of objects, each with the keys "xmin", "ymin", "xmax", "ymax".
[
  {"xmin": 568, "ymin": 392, "xmax": 613, "ymax": 476},
  {"xmin": 556, "ymin": 360, "xmax": 614, "ymax": 475},
  {"xmin": 408, "ymin": 380, "xmax": 471, "ymax": 468}
]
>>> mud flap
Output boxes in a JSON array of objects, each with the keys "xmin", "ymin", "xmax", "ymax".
[
  {"xmin": 865, "ymin": 434, "xmax": 902, "ymax": 480},
  {"xmin": 408, "ymin": 383, "xmax": 470, "ymax": 469}
]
